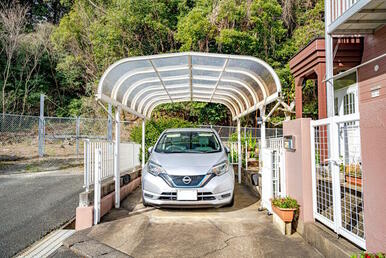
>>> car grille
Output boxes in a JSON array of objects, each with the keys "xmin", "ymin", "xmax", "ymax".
[
  {"xmin": 159, "ymin": 173, "xmax": 215, "ymax": 188},
  {"xmin": 159, "ymin": 192, "xmax": 215, "ymax": 201},
  {"xmin": 170, "ymin": 175, "xmax": 205, "ymax": 187}
]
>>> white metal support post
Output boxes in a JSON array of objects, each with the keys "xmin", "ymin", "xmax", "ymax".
[
  {"xmin": 330, "ymin": 117, "xmax": 342, "ymax": 233},
  {"xmin": 142, "ymin": 119, "xmax": 146, "ymax": 168},
  {"xmin": 107, "ymin": 103, "xmax": 113, "ymax": 141},
  {"xmin": 94, "ymin": 148, "xmax": 101, "ymax": 225},
  {"xmin": 260, "ymin": 106, "xmax": 272, "ymax": 213},
  {"xmin": 114, "ymin": 106, "xmax": 121, "ymax": 208},
  {"xmin": 325, "ymin": 0, "xmax": 334, "ymax": 117},
  {"xmin": 237, "ymin": 118, "xmax": 242, "ymax": 184},
  {"xmin": 244, "ymin": 127, "xmax": 248, "ymax": 170}
]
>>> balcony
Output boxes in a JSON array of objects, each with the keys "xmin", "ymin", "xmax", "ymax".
[{"xmin": 328, "ymin": 0, "xmax": 386, "ymax": 35}]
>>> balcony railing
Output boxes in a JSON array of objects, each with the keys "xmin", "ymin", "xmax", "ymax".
[
  {"xmin": 328, "ymin": 0, "xmax": 386, "ymax": 34},
  {"xmin": 331, "ymin": 0, "xmax": 360, "ymax": 23}
]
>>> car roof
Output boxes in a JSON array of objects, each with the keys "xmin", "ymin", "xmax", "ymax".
[{"xmin": 164, "ymin": 127, "xmax": 215, "ymax": 133}]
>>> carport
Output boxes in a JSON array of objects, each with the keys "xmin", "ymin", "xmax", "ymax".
[{"xmin": 96, "ymin": 52, "xmax": 283, "ymax": 211}]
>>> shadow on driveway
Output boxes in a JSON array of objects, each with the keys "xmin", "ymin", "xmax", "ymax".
[{"xmin": 68, "ymin": 184, "xmax": 322, "ymax": 258}]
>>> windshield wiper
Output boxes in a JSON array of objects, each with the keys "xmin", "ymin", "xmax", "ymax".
[{"xmin": 204, "ymin": 150, "xmax": 220, "ymax": 153}]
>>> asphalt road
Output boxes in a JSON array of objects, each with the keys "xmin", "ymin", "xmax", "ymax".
[{"xmin": 0, "ymin": 170, "xmax": 83, "ymax": 257}]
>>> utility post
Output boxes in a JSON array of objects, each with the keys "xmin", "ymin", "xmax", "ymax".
[
  {"xmin": 76, "ymin": 116, "xmax": 80, "ymax": 156},
  {"xmin": 38, "ymin": 94, "xmax": 45, "ymax": 157}
]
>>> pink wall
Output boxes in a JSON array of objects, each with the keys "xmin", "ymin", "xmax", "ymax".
[
  {"xmin": 283, "ymin": 118, "xmax": 314, "ymax": 233},
  {"xmin": 75, "ymin": 177, "xmax": 141, "ymax": 230},
  {"xmin": 358, "ymin": 26, "xmax": 386, "ymax": 253}
]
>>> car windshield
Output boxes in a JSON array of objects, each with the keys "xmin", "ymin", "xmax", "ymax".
[{"xmin": 154, "ymin": 131, "xmax": 221, "ymax": 153}]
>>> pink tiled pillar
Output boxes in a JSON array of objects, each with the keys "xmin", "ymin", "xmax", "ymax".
[{"xmin": 283, "ymin": 118, "xmax": 313, "ymax": 234}]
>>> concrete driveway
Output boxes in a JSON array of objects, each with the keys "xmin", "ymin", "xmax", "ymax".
[
  {"xmin": 64, "ymin": 184, "xmax": 323, "ymax": 258},
  {"xmin": 0, "ymin": 169, "xmax": 83, "ymax": 257}
]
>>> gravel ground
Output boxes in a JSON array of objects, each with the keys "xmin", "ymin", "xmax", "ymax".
[{"xmin": 0, "ymin": 170, "xmax": 83, "ymax": 258}]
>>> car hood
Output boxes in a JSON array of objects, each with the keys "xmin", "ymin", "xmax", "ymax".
[{"xmin": 150, "ymin": 151, "xmax": 226, "ymax": 176}]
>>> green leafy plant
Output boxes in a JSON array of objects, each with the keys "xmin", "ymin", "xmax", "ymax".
[
  {"xmin": 272, "ymin": 196, "xmax": 299, "ymax": 209},
  {"xmin": 351, "ymin": 252, "xmax": 385, "ymax": 258}
]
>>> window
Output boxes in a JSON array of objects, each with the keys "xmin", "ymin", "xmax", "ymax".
[
  {"xmin": 334, "ymin": 71, "xmax": 358, "ymax": 116},
  {"xmin": 334, "ymin": 97, "xmax": 339, "ymax": 116},
  {"xmin": 155, "ymin": 131, "xmax": 221, "ymax": 153},
  {"xmin": 334, "ymin": 72, "xmax": 357, "ymax": 90},
  {"xmin": 343, "ymin": 93, "xmax": 355, "ymax": 115}
]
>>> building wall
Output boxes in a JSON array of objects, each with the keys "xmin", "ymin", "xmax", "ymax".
[
  {"xmin": 283, "ymin": 118, "xmax": 313, "ymax": 234},
  {"xmin": 358, "ymin": 26, "xmax": 386, "ymax": 253}
]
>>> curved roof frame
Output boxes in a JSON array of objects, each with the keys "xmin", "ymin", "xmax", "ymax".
[{"xmin": 96, "ymin": 52, "xmax": 281, "ymax": 120}]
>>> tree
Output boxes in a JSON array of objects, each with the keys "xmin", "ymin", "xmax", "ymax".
[
  {"xmin": 18, "ymin": 24, "xmax": 49, "ymax": 115},
  {"xmin": 0, "ymin": 0, "xmax": 326, "ymax": 123},
  {"xmin": 0, "ymin": 2, "xmax": 28, "ymax": 115}
]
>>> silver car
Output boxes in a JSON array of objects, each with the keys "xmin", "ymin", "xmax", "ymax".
[{"xmin": 142, "ymin": 128, "xmax": 235, "ymax": 208}]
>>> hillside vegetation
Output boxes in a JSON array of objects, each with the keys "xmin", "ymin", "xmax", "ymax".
[{"xmin": 0, "ymin": 0, "xmax": 324, "ymax": 125}]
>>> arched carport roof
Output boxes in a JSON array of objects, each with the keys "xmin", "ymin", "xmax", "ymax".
[{"xmin": 96, "ymin": 52, "xmax": 281, "ymax": 120}]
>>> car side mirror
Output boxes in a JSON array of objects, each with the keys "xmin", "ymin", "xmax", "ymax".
[
  {"xmin": 224, "ymin": 146, "xmax": 230, "ymax": 154},
  {"xmin": 148, "ymin": 146, "xmax": 153, "ymax": 154}
]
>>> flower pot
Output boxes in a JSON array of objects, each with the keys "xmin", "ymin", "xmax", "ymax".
[
  {"xmin": 271, "ymin": 204, "xmax": 296, "ymax": 223},
  {"xmin": 345, "ymin": 175, "xmax": 362, "ymax": 187},
  {"xmin": 248, "ymin": 159, "xmax": 259, "ymax": 167}
]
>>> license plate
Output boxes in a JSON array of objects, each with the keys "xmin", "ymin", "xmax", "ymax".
[{"xmin": 177, "ymin": 189, "xmax": 197, "ymax": 201}]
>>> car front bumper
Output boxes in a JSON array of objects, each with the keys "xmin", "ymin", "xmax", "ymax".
[{"xmin": 142, "ymin": 167, "xmax": 234, "ymax": 208}]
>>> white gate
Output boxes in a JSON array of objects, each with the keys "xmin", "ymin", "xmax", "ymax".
[
  {"xmin": 267, "ymin": 138, "xmax": 286, "ymax": 199},
  {"xmin": 310, "ymin": 113, "xmax": 365, "ymax": 249},
  {"xmin": 261, "ymin": 138, "xmax": 286, "ymax": 212}
]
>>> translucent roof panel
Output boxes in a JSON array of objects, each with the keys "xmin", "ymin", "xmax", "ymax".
[{"xmin": 97, "ymin": 52, "xmax": 281, "ymax": 120}]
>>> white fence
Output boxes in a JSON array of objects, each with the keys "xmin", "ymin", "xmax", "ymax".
[
  {"xmin": 120, "ymin": 142, "xmax": 141, "ymax": 173},
  {"xmin": 83, "ymin": 140, "xmax": 141, "ymax": 192},
  {"xmin": 310, "ymin": 113, "xmax": 365, "ymax": 249}
]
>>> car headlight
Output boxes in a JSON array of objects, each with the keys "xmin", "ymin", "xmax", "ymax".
[
  {"xmin": 147, "ymin": 161, "xmax": 165, "ymax": 176},
  {"xmin": 210, "ymin": 160, "xmax": 229, "ymax": 176}
]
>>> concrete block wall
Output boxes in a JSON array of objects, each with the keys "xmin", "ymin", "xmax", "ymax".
[{"xmin": 76, "ymin": 170, "xmax": 141, "ymax": 230}]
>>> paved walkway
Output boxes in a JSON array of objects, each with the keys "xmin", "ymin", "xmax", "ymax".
[
  {"xmin": 63, "ymin": 184, "xmax": 323, "ymax": 258},
  {"xmin": 0, "ymin": 170, "xmax": 83, "ymax": 257}
]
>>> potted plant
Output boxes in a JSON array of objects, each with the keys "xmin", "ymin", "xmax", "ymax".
[
  {"xmin": 271, "ymin": 197, "xmax": 299, "ymax": 223},
  {"xmin": 344, "ymin": 164, "xmax": 362, "ymax": 187}
]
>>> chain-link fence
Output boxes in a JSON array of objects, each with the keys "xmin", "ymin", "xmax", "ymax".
[
  {"xmin": 0, "ymin": 113, "xmax": 135, "ymax": 174},
  {"xmin": 198, "ymin": 124, "xmax": 283, "ymax": 141},
  {"xmin": 1, "ymin": 113, "xmax": 283, "ymax": 174}
]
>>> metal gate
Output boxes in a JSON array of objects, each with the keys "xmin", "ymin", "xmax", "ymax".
[
  {"xmin": 310, "ymin": 113, "xmax": 365, "ymax": 249},
  {"xmin": 261, "ymin": 138, "xmax": 286, "ymax": 212},
  {"xmin": 267, "ymin": 138, "xmax": 286, "ymax": 198}
]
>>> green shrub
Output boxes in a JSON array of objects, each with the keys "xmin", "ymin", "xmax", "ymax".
[
  {"xmin": 272, "ymin": 196, "xmax": 299, "ymax": 209},
  {"xmin": 351, "ymin": 252, "xmax": 385, "ymax": 258},
  {"xmin": 130, "ymin": 117, "xmax": 195, "ymax": 162}
]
